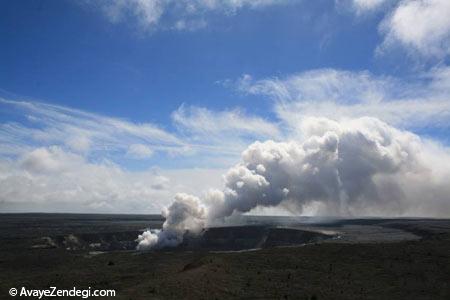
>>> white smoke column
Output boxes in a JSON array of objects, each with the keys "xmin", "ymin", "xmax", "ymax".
[
  {"xmin": 138, "ymin": 117, "xmax": 450, "ymax": 250},
  {"xmin": 137, "ymin": 193, "xmax": 206, "ymax": 250}
]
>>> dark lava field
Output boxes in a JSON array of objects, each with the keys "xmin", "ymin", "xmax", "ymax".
[{"xmin": 0, "ymin": 213, "xmax": 449, "ymax": 299}]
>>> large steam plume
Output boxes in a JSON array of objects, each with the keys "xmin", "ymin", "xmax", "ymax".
[{"xmin": 137, "ymin": 117, "xmax": 450, "ymax": 250}]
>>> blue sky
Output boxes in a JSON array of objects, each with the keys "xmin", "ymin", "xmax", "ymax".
[
  {"xmin": 1, "ymin": 0, "xmax": 386, "ymax": 122},
  {"xmin": 1, "ymin": 0, "xmax": 450, "ymax": 213}
]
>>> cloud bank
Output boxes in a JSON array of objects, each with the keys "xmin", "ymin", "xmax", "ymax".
[
  {"xmin": 0, "ymin": 144, "xmax": 227, "ymax": 213},
  {"xmin": 0, "ymin": 146, "xmax": 169, "ymax": 213}
]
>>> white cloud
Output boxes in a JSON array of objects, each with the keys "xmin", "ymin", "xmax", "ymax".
[
  {"xmin": 172, "ymin": 104, "xmax": 280, "ymax": 140},
  {"xmin": 338, "ymin": 0, "xmax": 391, "ymax": 14},
  {"xmin": 379, "ymin": 0, "xmax": 450, "ymax": 59},
  {"xmin": 20, "ymin": 146, "xmax": 85, "ymax": 174},
  {"xmin": 100, "ymin": 0, "xmax": 165, "ymax": 28},
  {"xmin": 126, "ymin": 143, "xmax": 154, "ymax": 159},
  {"xmin": 354, "ymin": 0, "xmax": 389, "ymax": 10},
  {"xmin": 65, "ymin": 134, "xmax": 91, "ymax": 153},
  {"xmin": 173, "ymin": 18, "xmax": 207, "ymax": 31},
  {"xmin": 237, "ymin": 70, "xmax": 398, "ymax": 103},
  {"xmin": 168, "ymin": 105, "xmax": 282, "ymax": 166},
  {"xmin": 88, "ymin": 0, "xmax": 290, "ymax": 31},
  {"xmin": 339, "ymin": 0, "xmax": 450, "ymax": 60}
]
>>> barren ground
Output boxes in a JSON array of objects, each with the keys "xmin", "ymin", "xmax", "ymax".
[{"xmin": 0, "ymin": 214, "xmax": 449, "ymax": 299}]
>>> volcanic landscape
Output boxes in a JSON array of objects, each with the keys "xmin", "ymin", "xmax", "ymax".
[{"xmin": 1, "ymin": 213, "xmax": 449, "ymax": 299}]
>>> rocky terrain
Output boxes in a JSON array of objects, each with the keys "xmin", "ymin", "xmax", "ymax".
[{"xmin": 0, "ymin": 214, "xmax": 449, "ymax": 299}]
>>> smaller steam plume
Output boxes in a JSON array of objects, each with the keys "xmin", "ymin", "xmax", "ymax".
[
  {"xmin": 137, "ymin": 117, "xmax": 450, "ymax": 250},
  {"xmin": 136, "ymin": 193, "xmax": 206, "ymax": 250}
]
